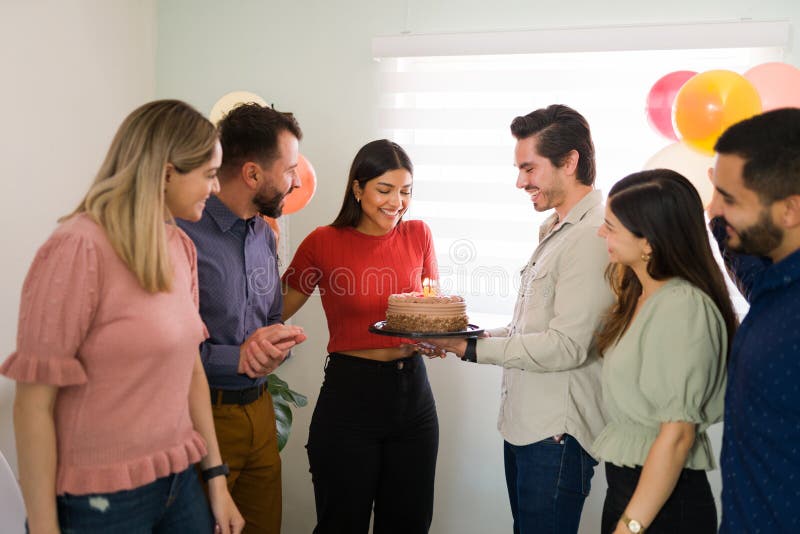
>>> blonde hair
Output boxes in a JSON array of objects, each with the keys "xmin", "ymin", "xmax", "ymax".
[{"xmin": 67, "ymin": 100, "xmax": 217, "ymax": 292}]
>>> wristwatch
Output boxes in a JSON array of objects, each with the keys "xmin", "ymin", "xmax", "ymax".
[
  {"xmin": 201, "ymin": 463, "xmax": 230, "ymax": 482},
  {"xmin": 463, "ymin": 337, "xmax": 478, "ymax": 362},
  {"xmin": 620, "ymin": 513, "xmax": 645, "ymax": 533}
]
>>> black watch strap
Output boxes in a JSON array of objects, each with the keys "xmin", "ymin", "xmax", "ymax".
[
  {"xmin": 463, "ymin": 337, "xmax": 478, "ymax": 363},
  {"xmin": 201, "ymin": 463, "xmax": 230, "ymax": 482}
]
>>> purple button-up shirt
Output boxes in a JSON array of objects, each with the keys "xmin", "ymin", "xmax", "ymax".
[{"xmin": 178, "ymin": 196, "xmax": 283, "ymax": 390}]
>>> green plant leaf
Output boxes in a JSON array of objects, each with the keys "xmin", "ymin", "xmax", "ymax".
[
  {"xmin": 284, "ymin": 389, "xmax": 308, "ymax": 407},
  {"xmin": 268, "ymin": 374, "xmax": 306, "ymax": 452},
  {"xmin": 268, "ymin": 373, "xmax": 290, "ymax": 392},
  {"xmin": 273, "ymin": 396, "xmax": 292, "ymax": 452}
]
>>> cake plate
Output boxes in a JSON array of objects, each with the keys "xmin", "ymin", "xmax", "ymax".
[{"xmin": 369, "ymin": 321, "xmax": 483, "ymax": 338}]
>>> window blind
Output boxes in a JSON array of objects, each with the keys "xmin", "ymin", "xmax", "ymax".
[{"xmin": 376, "ymin": 45, "xmax": 784, "ymax": 325}]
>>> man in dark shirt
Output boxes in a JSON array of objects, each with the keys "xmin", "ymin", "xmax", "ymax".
[
  {"xmin": 707, "ymin": 108, "xmax": 800, "ymax": 533},
  {"xmin": 179, "ymin": 103, "xmax": 307, "ymax": 533}
]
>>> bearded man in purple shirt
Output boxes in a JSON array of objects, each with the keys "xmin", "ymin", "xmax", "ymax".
[{"xmin": 178, "ymin": 103, "xmax": 307, "ymax": 533}]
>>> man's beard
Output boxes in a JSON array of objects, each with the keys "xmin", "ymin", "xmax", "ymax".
[
  {"xmin": 254, "ymin": 184, "xmax": 287, "ymax": 218},
  {"xmin": 728, "ymin": 209, "xmax": 783, "ymax": 257},
  {"xmin": 526, "ymin": 176, "xmax": 566, "ymax": 213}
]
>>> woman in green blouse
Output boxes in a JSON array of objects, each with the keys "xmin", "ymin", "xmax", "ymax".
[{"xmin": 594, "ymin": 169, "xmax": 737, "ymax": 534}]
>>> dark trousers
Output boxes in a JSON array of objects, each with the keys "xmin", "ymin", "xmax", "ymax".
[
  {"xmin": 602, "ymin": 462, "xmax": 717, "ymax": 534},
  {"xmin": 504, "ymin": 434, "xmax": 597, "ymax": 534},
  {"xmin": 306, "ymin": 352, "xmax": 439, "ymax": 534}
]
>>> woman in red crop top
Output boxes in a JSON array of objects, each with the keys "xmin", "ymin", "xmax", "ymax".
[
  {"xmin": 282, "ymin": 140, "xmax": 439, "ymax": 534},
  {"xmin": 1, "ymin": 101, "xmax": 243, "ymax": 534}
]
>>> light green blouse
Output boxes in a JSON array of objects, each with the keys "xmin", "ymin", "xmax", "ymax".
[{"xmin": 592, "ymin": 278, "xmax": 727, "ymax": 470}]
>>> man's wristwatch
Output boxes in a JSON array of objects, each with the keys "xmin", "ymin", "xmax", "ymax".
[
  {"xmin": 463, "ymin": 337, "xmax": 478, "ymax": 362},
  {"xmin": 201, "ymin": 463, "xmax": 230, "ymax": 482},
  {"xmin": 620, "ymin": 513, "xmax": 645, "ymax": 533}
]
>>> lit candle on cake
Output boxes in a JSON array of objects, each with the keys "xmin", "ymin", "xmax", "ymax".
[{"xmin": 422, "ymin": 277, "xmax": 439, "ymax": 297}]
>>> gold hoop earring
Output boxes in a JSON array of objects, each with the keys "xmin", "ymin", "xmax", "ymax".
[{"xmin": 641, "ymin": 252, "xmax": 652, "ymax": 262}]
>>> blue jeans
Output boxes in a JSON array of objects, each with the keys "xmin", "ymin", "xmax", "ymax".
[
  {"xmin": 504, "ymin": 434, "xmax": 597, "ymax": 534},
  {"xmin": 43, "ymin": 465, "xmax": 213, "ymax": 534}
]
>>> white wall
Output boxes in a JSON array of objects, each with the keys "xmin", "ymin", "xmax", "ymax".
[
  {"xmin": 0, "ymin": 0, "xmax": 157, "ymax": 471},
  {"xmin": 155, "ymin": 1, "xmax": 800, "ymax": 533}
]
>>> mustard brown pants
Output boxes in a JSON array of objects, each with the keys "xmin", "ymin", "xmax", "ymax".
[{"xmin": 209, "ymin": 385, "xmax": 282, "ymax": 534}]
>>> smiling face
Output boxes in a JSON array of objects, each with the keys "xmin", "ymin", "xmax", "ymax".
[
  {"xmin": 708, "ymin": 153, "xmax": 784, "ymax": 258},
  {"xmin": 252, "ymin": 130, "xmax": 300, "ymax": 218},
  {"xmin": 165, "ymin": 140, "xmax": 222, "ymax": 221},
  {"xmin": 514, "ymin": 135, "xmax": 568, "ymax": 213},
  {"xmin": 353, "ymin": 168, "xmax": 412, "ymax": 235},
  {"xmin": 597, "ymin": 205, "xmax": 650, "ymax": 269}
]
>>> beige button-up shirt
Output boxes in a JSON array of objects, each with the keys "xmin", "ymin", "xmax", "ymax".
[{"xmin": 477, "ymin": 190, "xmax": 613, "ymax": 454}]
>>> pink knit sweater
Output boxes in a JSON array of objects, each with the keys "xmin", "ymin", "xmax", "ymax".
[{"xmin": 1, "ymin": 213, "xmax": 209, "ymax": 495}]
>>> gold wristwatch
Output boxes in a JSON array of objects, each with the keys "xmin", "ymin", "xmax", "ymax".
[{"xmin": 620, "ymin": 513, "xmax": 646, "ymax": 533}]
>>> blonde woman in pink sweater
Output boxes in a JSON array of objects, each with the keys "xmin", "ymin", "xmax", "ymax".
[{"xmin": 1, "ymin": 100, "xmax": 245, "ymax": 534}]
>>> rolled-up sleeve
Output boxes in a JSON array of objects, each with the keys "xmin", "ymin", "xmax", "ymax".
[{"xmin": 477, "ymin": 224, "xmax": 613, "ymax": 372}]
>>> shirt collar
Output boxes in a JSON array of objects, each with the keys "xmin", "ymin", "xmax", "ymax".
[
  {"xmin": 751, "ymin": 247, "xmax": 800, "ymax": 298},
  {"xmin": 205, "ymin": 195, "xmax": 247, "ymax": 233},
  {"xmin": 542, "ymin": 189, "xmax": 603, "ymax": 235}
]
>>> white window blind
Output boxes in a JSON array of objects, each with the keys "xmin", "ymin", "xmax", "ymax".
[{"xmin": 376, "ymin": 41, "xmax": 784, "ymax": 326}]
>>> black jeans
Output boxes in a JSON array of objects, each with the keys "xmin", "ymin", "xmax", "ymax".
[
  {"xmin": 306, "ymin": 352, "xmax": 439, "ymax": 534},
  {"xmin": 602, "ymin": 462, "xmax": 717, "ymax": 534}
]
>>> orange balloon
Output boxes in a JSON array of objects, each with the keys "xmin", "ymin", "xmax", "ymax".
[
  {"xmin": 673, "ymin": 70, "xmax": 762, "ymax": 155},
  {"xmin": 261, "ymin": 215, "xmax": 281, "ymax": 249},
  {"xmin": 263, "ymin": 215, "xmax": 280, "ymax": 237},
  {"xmin": 283, "ymin": 154, "xmax": 317, "ymax": 215}
]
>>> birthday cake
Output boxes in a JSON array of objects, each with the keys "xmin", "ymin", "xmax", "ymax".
[{"xmin": 385, "ymin": 292, "xmax": 469, "ymax": 333}]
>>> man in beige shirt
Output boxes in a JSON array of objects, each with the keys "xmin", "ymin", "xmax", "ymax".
[{"xmin": 428, "ymin": 105, "xmax": 613, "ymax": 534}]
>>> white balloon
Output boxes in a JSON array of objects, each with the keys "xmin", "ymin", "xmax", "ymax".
[
  {"xmin": 644, "ymin": 141, "xmax": 715, "ymax": 206},
  {"xmin": 209, "ymin": 90, "xmax": 268, "ymax": 125}
]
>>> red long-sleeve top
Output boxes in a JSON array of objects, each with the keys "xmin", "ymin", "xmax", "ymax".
[{"xmin": 282, "ymin": 220, "xmax": 438, "ymax": 353}]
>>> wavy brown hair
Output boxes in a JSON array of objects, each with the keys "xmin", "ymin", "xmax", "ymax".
[{"xmin": 595, "ymin": 169, "xmax": 737, "ymax": 358}]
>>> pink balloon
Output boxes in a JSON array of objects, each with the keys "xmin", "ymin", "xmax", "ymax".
[
  {"xmin": 645, "ymin": 71, "xmax": 697, "ymax": 140},
  {"xmin": 744, "ymin": 62, "xmax": 800, "ymax": 111}
]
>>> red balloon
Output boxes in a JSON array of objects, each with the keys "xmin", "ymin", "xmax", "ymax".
[
  {"xmin": 645, "ymin": 71, "xmax": 697, "ymax": 140},
  {"xmin": 283, "ymin": 154, "xmax": 317, "ymax": 215}
]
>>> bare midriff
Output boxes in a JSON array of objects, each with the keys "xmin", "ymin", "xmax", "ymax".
[{"xmin": 338, "ymin": 345, "xmax": 417, "ymax": 362}]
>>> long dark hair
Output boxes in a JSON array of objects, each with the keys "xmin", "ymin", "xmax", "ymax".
[
  {"xmin": 330, "ymin": 140, "xmax": 413, "ymax": 228},
  {"xmin": 595, "ymin": 169, "xmax": 737, "ymax": 358}
]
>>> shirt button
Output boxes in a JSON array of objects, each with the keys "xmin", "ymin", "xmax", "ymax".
[{"xmin": 397, "ymin": 361, "xmax": 404, "ymax": 370}]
